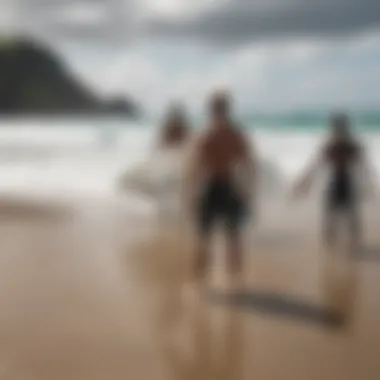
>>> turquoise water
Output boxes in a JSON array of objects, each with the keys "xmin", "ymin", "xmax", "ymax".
[
  {"xmin": 4, "ymin": 109, "xmax": 379, "ymax": 131},
  {"xmin": 243, "ymin": 110, "xmax": 380, "ymax": 131},
  {"xmin": 135, "ymin": 110, "xmax": 380, "ymax": 131}
]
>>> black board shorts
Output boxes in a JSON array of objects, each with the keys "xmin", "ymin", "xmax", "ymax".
[
  {"xmin": 325, "ymin": 172, "xmax": 356, "ymax": 212},
  {"xmin": 324, "ymin": 172, "xmax": 360, "ymax": 231},
  {"xmin": 197, "ymin": 178, "xmax": 248, "ymax": 237}
]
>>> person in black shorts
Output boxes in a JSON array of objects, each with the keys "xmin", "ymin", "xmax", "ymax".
[
  {"xmin": 198, "ymin": 178, "xmax": 247, "ymax": 239},
  {"xmin": 293, "ymin": 113, "xmax": 375, "ymax": 254},
  {"xmin": 185, "ymin": 91, "xmax": 256, "ymax": 285}
]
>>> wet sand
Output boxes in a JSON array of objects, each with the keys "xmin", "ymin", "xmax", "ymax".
[{"xmin": 0, "ymin": 193, "xmax": 379, "ymax": 379}]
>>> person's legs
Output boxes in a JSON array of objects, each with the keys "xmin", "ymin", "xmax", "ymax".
[
  {"xmin": 194, "ymin": 231, "xmax": 211, "ymax": 281},
  {"xmin": 226, "ymin": 229, "xmax": 243, "ymax": 276},
  {"xmin": 225, "ymin": 192, "xmax": 246, "ymax": 281},
  {"xmin": 323, "ymin": 204, "xmax": 339, "ymax": 251},
  {"xmin": 224, "ymin": 216, "xmax": 246, "ymax": 292},
  {"xmin": 346, "ymin": 202, "xmax": 361, "ymax": 257},
  {"xmin": 194, "ymin": 186, "xmax": 216, "ymax": 282}
]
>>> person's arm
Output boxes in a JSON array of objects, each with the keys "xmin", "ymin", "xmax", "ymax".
[
  {"xmin": 237, "ymin": 131, "xmax": 257, "ymax": 202},
  {"xmin": 292, "ymin": 145, "xmax": 326, "ymax": 198},
  {"xmin": 181, "ymin": 133, "xmax": 204, "ymax": 211},
  {"xmin": 156, "ymin": 125, "xmax": 168, "ymax": 149},
  {"xmin": 358, "ymin": 145, "xmax": 378, "ymax": 198},
  {"xmin": 150, "ymin": 126, "xmax": 165, "ymax": 155}
]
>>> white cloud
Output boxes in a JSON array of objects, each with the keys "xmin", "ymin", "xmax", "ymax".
[
  {"xmin": 0, "ymin": 0, "xmax": 379, "ymax": 47},
  {"xmin": 0, "ymin": 0, "xmax": 18, "ymax": 35},
  {"xmin": 142, "ymin": 0, "xmax": 222, "ymax": 21},
  {"xmin": 66, "ymin": 31, "xmax": 379, "ymax": 114},
  {"xmin": 57, "ymin": 3, "xmax": 109, "ymax": 26},
  {"xmin": 4, "ymin": 0, "xmax": 378, "ymax": 114},
  {"xmin": 147, "ymin": 0, "xmax": 380, "ymax": 45}
]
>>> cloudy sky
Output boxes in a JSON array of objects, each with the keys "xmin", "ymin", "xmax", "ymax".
[{"xmin": 1, "ymin": 0, "xmax": 380, "ymax": 115}]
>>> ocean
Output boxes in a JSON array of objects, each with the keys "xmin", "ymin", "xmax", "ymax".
[{"xmin": 0, "ymin": 117, "xmax": 379, "ymax": 198}]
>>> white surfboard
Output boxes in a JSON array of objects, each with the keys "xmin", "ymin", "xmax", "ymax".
[
  {"xmin": 118, "ymin": 147, "xmax": 185, "ymax": 199},
  {"xmin": 118, "ymin": 144, "xmax": 284, "ymax": 201}
]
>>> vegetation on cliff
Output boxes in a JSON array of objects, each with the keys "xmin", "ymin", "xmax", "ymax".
[{"xmin": 0, "ymin": 37, "xmax": 140, "ymax": 117}]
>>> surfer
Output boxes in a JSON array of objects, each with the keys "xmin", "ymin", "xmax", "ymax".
[
  {"xmin": 293, "ymin": 113, "xmax": 375, "ymax": 254},
  {"xmin": 185, "ymin": 91, "xmax": 256, "ymax": 287},
  {"xmin": 157, "ymin": 104, "xmax": 190, "ymax": 149}
]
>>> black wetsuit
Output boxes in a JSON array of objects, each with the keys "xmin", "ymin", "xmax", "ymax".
[
  {"xmin": 324, "ymin": 138, "xmax": 360, "ymax": 211},
  {"xmin": 323, "ymin": 138, "xmax": 361, "ymax": 242}
]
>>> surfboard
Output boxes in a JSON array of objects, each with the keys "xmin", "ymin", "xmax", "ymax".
[
  {"xmin": 117, "ymin": 146, "xmax": 285, "ymax": 202},
  {"xmin": 117, "ymin": 147, "xmax": 185, "ymax": 200}
]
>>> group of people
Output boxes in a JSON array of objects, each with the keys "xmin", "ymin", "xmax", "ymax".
[{"xmin": 158, "ymin": 91, "xmax": 373, "ymax": 288}]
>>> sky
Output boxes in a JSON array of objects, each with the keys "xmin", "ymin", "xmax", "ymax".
[{"xmin": 1, "ymin": 0, "xmax": 380, "ymax": 115}]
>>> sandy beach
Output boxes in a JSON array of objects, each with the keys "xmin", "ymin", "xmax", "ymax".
[
  {"xmin": 0, "ymin": 190, "xmax": 378, "ymax": 380},
  {"xmin": 0, "ymin": 0, "xmax": 379, "ymax": 375}
]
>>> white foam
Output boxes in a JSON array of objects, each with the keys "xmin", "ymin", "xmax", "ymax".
[{"xmin": 0, "ymin": 120, "xmax": 378, "ymax": 199}]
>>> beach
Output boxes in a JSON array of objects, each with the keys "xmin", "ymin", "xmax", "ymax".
[
  {"xmin": 0, "ymin": 120, "xmax": 379, "ymax": 379},
  {"xmin": 0, "ymin": 187, "xmax": 379, "ymax": 380}
]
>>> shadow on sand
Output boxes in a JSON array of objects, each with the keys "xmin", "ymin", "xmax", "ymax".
[
  {"xmin": 208, "ymin": 289, "xmax": 346, "ymax": 328},
  {"xmin": 252, "ymin": 231, "xmax": 304, "ymax": 252},
  {"xmin": 357, "ymin": 246, "xmax": 380, "ymax": 262}
]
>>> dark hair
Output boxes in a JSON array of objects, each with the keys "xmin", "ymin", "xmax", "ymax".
[
  {"xmin": 166, "ymin": 102, "xmax": 186, "ymax": 119},
  {"xmin": 330, "ymin": 113, "xmax": 349, "ymax": 127},
  {"xmin": 209, "ymin": 90, "xmax": 231, "ymax": 114},
  {"xmin": 160, "ymin": 103, "xmax": 189, "ymax": 146},
  {"xmin": 330, "ymin": 112, "xmax": 351, "ymax": 139}
]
